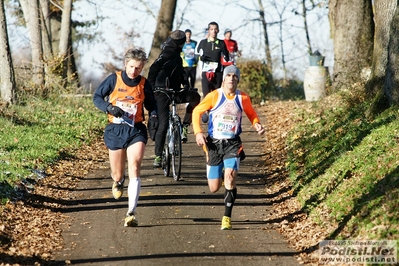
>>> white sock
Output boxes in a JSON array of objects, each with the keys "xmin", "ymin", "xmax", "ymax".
[{"xmin": 127, "ymin": 177, "xmax": 141, "ymax": 215}]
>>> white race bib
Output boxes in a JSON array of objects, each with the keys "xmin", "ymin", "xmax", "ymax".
[
  {"xmin": 202, "ymin": 61, "xmax": 218, "ymax": 72},
  {"xmin": 213, "ymin": 114, "xmax": 239, "ymax": 139},
  {"xmin": 113, "ymin": 100, "xmax": 137, "ymax": 127}
]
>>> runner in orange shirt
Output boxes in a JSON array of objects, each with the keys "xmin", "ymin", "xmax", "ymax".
[{"xmin": 192, "ymin": 65, "xmax": 265, "ymax": 230}]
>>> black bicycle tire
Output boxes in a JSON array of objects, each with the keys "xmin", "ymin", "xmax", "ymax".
[
  {"xmin": 171, "ymin": 125, "xmax": 182, "ymax": 181},
  {"xmin": 162, "ymin": 135, "xmax": 170, "ymax": 177}
]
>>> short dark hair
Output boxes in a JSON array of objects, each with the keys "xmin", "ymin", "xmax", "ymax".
[
  {"xmin": 185, "ymin": 29, "xmax": 191, "ymax": 34},
  {"xmin": 208, "ymin": 21, "xmax": 219, "ymax": 30}
]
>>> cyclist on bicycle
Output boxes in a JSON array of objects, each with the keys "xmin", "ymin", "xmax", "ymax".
[{"xmin": 148, "ymin": 30, "xmax": 201, "ymax": 168}]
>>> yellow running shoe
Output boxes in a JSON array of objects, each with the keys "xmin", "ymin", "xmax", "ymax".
[
  {"xmin": 112, "ymin": 180, "xmax": 124, "ymax": 200},
  {"xmin": 124, "ymin": 214, "xmax": 138, "ymax": 227},
  {"xmin": 221, "ymin": 216, "xmax": 232, "ymax": 230}
]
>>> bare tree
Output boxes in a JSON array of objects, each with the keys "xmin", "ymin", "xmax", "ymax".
[
  {"xmin": 0, "ymin": 0, "xmax": 16, "ymax": 104},
  {"xmin": 58, "ymin": 0, "xmax": 76, "ymax": 83},
  {"xmin": 384, "ymin": 2, "xmax": 399, "ymax": 105},
  {"xmin": 257, "ymin": 0, "xmax": 275, "ymax": 88},
  {"xmin": 19, "ymin": 0, "xmax": 44, "ymax": 87},
  {"xmin": 269, "ymin": 0, "xmax": 289, "ymax": 79},
  {"xmin": 257, "ymin": 0, "xmax": 273, "ymax": 73},
  {"xmin": 144, "ymin": 0, "xmax": 177, "ymax": 75},
  {"xmin": 369, "ymin": 0, "xmax": 399, "ymax": 108},
  {"xmin": 328, "ymin": 0, "xmax": 374, "ymax": 90},
  {"xmin": 39, "ymin": 0, "xmax": 52, "ymax": 60}
]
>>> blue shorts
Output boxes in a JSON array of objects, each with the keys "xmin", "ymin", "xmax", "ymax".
[
  {"xmin": 104, "ymin": 122, "xmax": 147, "ymax": 150},
  {"xmin": 203, "ymin": 136, "xmax": 244, "ymax": 179}
]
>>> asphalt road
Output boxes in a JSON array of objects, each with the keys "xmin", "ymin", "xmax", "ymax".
[{"xmin": 54, "ymin": 109, "xmax": 300, "ymax": 266}]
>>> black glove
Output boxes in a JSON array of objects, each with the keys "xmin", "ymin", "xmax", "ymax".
[
  {"xmin": 107, "ymin": 104, "xmax": 124, "ymax": 118},
  {"xmin": 148, "ymin": 112, "xmax": 158, "ymax": 141}
]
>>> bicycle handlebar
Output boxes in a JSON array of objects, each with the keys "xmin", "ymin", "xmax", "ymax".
[{"xmin": 153, "ymin": 87, "xmax": 198, "ymax": 94}]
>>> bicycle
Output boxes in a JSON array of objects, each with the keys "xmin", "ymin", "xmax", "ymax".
[{"xmin": 153, "ymin": 87, "xmax": 197, "ymax": 181}]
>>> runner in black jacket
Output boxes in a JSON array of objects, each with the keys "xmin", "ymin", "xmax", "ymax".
[
  {"xmin": 196, "ymin": 21, "xmax": 230, "ymax": 98},
  {"xmin": 147, "ymin": 30, "xmax": 201, "ymax": 168}
]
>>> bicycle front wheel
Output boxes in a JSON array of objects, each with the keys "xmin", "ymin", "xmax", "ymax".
[
  {"xmin": 171, "ymin": 126, "xmax": 182, "ymax": 181},
  {"xmin": 162, "ymin": 138, "xmax": 170, "ymax": 177}
]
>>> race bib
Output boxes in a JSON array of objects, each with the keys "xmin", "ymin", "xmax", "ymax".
[
  {"xmin": 184, "ymin": 47, "xmax": 195, "ymax": 60},
  {"xmin": 202, "ymin": 61, "xmax": 218, "ymax": 72},
  {"xmin": 213, "ymin": 114, "xmax": 239, "ymax": 139},
  {"xmin": 113, "ymin": 100, "xmax": 137, "ymax": 127}
]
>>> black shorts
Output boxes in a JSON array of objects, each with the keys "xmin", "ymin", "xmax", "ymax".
[
  {"xmin": 104, "ymin": 122, "xmax": 148, "ymax": 150},
  {"xmin": 204, "ymin": 136, "xmax": 244, "ymax": 166}
]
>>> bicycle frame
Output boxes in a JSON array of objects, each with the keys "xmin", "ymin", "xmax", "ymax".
[{"xmin": 154, "ymin": 88, "xmax": 183, "ymax": 181}]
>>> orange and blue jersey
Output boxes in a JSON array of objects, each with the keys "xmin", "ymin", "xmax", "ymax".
[
  {"xmin": 93, "ymin": 71, "xmax": 157, "ymax": 124},
  {"xmin": 193, "ymin": 88, "xmax": 261, "ymax": 138},
  {"xmin": 107, "ymin": 71, "xmax": 146, "ymax": 124}
]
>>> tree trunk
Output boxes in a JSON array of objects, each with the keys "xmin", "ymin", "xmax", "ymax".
[
  {"xmin": 257, "ymin": 0, "xmax": 275, "ymax": 89},
  {"xmin": 258, "ymin": 0, "xmax": 273, "ymax": 73},
  {"xmin": 19, "ymin": 0, "xmax": 44, "ymax": 87},
  {"xmin": 371, "ymin": 0, "xmax": 398, "ymax": 106},
  {"xmin": 144, "ymin": 0, "xmax": 177, "ymax": 75},
  {"xmin": 0, "ymin": 0, "xmax": 16, "ymax": 104},
  {"xmin": 328, "ymin": 0, "xmax": 374, "ymax": 90},
  {"xmin": 302, "ymin": 0, "xmax": 312, "ymax": 54},
  {"xmin": 59, "ymin": 0, "xmax": 72, "ymax": 82},
  {"xmin": 59, "ymin": 0, "xmax": 71, "ymax": 58},
  {"xmin": 39, "ymin": 0, "xmax": 52, "ymax": 60},
  {"xmin": 385, "ymin": 4, "xmax": 399, "ymax": 105}
]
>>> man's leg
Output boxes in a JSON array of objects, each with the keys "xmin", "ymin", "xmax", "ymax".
[
  {"xmin": 124, "ymin": 141, "xmax": 145, "ymax": 227},
  {"xmin": 153, "ymin": 93, "xmax": 169, "ymax": 166},
  {"xmin": 221, "ymin": 156, "xmax": 239, "ymax": 230},
  {"xmin": 189, "ymin": 67, "xmax": 197, "ymax": 88},
  {"xmin": 109, "ymin": 149, "xmax": 126, "ymax": 200},
  {"xmin": 126, "ymin": 142, "xmax": 145, "ymax": 214},
  {"xmin": 177, "ymin": 90, "xmax": 201, "ymax": 125},
  {"xmin": 109, "ymin": 149, "xmax": 126, "ymax": 183}
]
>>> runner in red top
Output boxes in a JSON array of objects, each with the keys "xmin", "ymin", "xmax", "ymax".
[{"xmin": 222, "ymin": 29, "xmax": 242, "ymax": 66}]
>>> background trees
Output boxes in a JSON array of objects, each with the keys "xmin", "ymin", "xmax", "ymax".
[
  {"xmin": 3, "ymin": 0, "xmax": 79, "ymax": 98},
  {"xmin": 2, "ymin": 0, "xmax": 399, "ymax": 110},
  {"xmin": 0, "ymin": 0, "xmax": 16, "ymax": 104}
]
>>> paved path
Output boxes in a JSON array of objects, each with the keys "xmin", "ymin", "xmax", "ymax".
[{"xmin": 54, "ymin": 108, "xmax": 300, "ymax": 266}]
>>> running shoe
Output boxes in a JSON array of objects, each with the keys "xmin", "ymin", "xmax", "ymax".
[
  {"xmin": 153, "ymin": 156, "xmax": 162, "ymax": 168},
  {"xmin": 124, "ymin": 214, "xmax": 138, "ymax": 227},
  {"xmin": 112, "ymin": 179, "xmax": 124, "ymax": 200},
  {"xmin": 201, "ymin": 112, "xmax": 209, "ymax": 123},
  {"xmin": 221, "ymin": 216, "xmax": 232, "ymax": 230},
  {"xmin": 181, "ymin": 125, "xmax": 188, "ymax": 143}
]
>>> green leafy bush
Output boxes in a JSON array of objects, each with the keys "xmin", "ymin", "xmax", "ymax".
[{"xmin": 238, "ymin": 60, "xmax": 305, "ymax": 103}]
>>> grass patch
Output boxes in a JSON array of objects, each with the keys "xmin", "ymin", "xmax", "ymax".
[
  {"xmin": 0, "ymin": 96, "xmax": 105, "ymax": 202},
  {"xmin": 286, "ymin": 90, "xmax": 399, "ymax": 241}
]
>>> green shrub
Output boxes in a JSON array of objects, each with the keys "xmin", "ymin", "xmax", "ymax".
[{"xmin": 238, "ymin": 60, "xmax": 305, "ymax": 103}]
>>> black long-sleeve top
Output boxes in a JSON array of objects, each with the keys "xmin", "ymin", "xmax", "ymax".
[
  {"xmin": 147, "ymin": 37, "xmax": 188, "ymax": 90},
  {"xmin": 196, "ymin": 38, "xmax": 229, "ymax": 73}
]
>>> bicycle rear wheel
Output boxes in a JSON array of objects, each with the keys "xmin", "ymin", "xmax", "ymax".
[
  {"xmin": 162, "ymin": 137, "xmax": 170, "ymax": 177},
  {"xmin": 171, "ymin": 126, "xmax": 182, "ymax": 181}
]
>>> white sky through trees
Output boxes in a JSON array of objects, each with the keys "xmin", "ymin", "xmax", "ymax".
[{"xmin": 7, "ymin": 0, "xmax": 332, "ymax": 88}]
